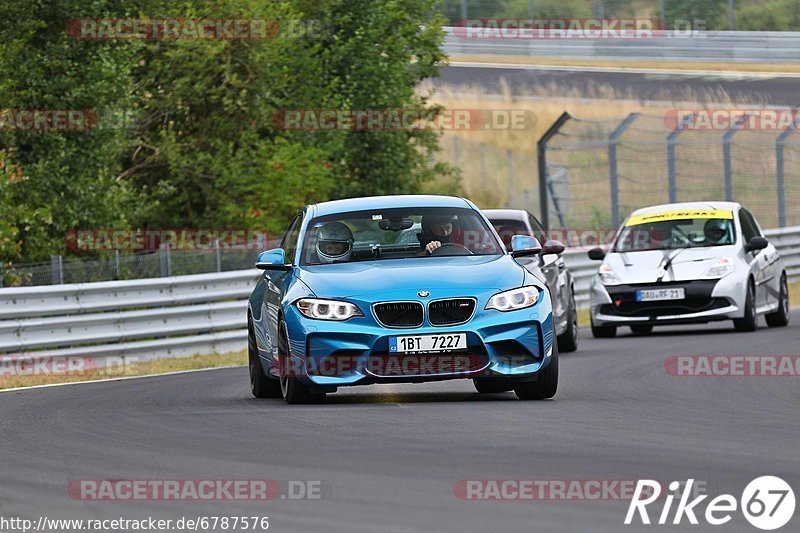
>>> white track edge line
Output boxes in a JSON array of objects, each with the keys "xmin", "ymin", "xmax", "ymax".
[{"xmin": 0, "ymin": 364, "xmax": 246, "ymax": 394}]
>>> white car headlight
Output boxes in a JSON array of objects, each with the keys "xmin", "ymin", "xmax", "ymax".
[
  {"xmin": 598, "ymin": 263, "xmax": 623, "ymax": 286},
  {"xmin": 297, "ymin": 298, "xmax": 363, "ymax": 320},
  {"xmin": 701, "ymin": 257, "xmax": 734, "ymax": 279},
  {"xmin": 486, "ymin": 286, "xmax": 540, "ymax": 312}
]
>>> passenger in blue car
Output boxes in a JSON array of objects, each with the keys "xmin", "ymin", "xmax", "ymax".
[
  {"xmin": 315, "ymin": 221, "xmax": 354, "ymax": 263},
  {"xmin": 417, "ymin": 213, "xmax": 458, "ymax": 255}
]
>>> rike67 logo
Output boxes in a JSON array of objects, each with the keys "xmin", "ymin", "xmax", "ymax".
[{"xmin": 626, "ymin": 477, "xmax": 795, "ymax": 530}]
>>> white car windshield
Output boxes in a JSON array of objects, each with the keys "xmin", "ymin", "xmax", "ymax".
[{"xmin": 614, "ymin": 217, "xmax": 736, "ymax": 252}]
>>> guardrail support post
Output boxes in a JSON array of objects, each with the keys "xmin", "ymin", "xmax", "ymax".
[
  {"xmin": 50, "ymin": 255, "xmax": 63, "ymax": 285},
  {"xmin": 609, "ymin": 113, "xmax": 640, "ymax": 229},
  {"xmin": 776, "ymin": 123, "xmax": 795, "ymax": 228},
  {"xmin": 537, "ymin": 111, "xmax": 572, "ymax": 230}
]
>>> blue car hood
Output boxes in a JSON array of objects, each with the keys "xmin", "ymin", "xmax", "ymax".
[{"xmin": 297, "ymin": 255, "xmax": 526, "ymax": 298}]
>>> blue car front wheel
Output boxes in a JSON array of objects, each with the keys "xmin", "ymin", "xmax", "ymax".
[
  {"xmin": 514, "ymin": 323, "xmax": 559, "ymax": 400},
  {"xmin": 249, "ymin": 320, "xmax": 282, "ymax": 399},
  {"xmin": 279, "ymin": 319, "xmax": 325, "ymax": 405}
]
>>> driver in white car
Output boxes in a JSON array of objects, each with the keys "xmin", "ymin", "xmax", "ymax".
[
  {"xmin": 417, "ymin": 214, "xmax": 457, "ymax": 255},
  {"xmin": 703, "ymin": 219, "xmax": 731, "ymax": 245}
]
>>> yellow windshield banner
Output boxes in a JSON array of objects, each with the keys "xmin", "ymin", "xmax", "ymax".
[{"xmin": 625, "ymin": 209, "xmax": 734, "ymax": 226}]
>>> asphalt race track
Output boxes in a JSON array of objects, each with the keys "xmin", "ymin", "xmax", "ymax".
[
  {"xmin": 2, "ymin": 313, "xmax": 798, "ymax": 532},
  {"xmin": 438, "ymin": 65, "xmax": 800, "ymax": 106}
]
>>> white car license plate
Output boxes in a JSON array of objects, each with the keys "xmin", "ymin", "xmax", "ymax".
[
  {"xmin": 389, "ymin": 333, "xmax": 467, "ymax": 353},
  {"xmin": 636, "ymin": 288, "xmax": 685, "ymax": 301}
]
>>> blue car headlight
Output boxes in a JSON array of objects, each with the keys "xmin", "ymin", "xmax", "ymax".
[
  {"xmin": 485, "ymin": 286, "xmax": 540, "ymax": 312},
  {"xmin": 297, "ymin": 298, "xmax": 364, "ymax": 320}
]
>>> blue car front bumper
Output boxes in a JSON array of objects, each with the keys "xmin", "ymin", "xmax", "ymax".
[{"xmin": 280, "ymin": 289, "xmax": 555, "ymax": 388}]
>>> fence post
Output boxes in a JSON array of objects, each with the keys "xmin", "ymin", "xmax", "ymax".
[
  {"xmin": 722, "ymin": 134, "xmax": 734, "ymax": 201},
  {"xmin": 722, "ymin": 113, "xmax": 751, "ymax": 202},
  {"xmin": 453, "ymin": 137, "xmax": 460, "ymax": 168},
  {"xmin": 776, "ymin": 124, "xmax": 795, "ymax": 228},
  {"xmin": 50, "ymin": 255, "xmax": 63, "ymax": 284},
  {"xmin": 479, "ymin": 142, "xmax": 487, "ymax": 190},
  {"xmin": 215, "ymin": 239, "xmax": 222, "ymax": 272},
  {"xmin": 537, "ymin": 111, "xmax": 572, "ymax": 231},
  {"xmin": 159, "ymin": 244, "xmax": 171, "ymax": 277},
  {"xmin": 114, "ymin": 250, "xmax": 121, "ymax": 279},
  {"xmin": 666, "ymin": 127, "xmax": 684, "ymax": 203},
  {"xmin": 507, "ymin": 149, "xmax": 514, "ymax": 206},
  {"xmin": 609, "ymin": 113, "xmax": 640, "ymax": 228}
]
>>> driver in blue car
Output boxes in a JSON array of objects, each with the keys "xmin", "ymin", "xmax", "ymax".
[
  {"xmin": 315, "ymin": 221, "xmax": 354, "ymax": 263},
  {"xmin": 417, "ymin": 214, "xmax": 457, "ymax": 255}
]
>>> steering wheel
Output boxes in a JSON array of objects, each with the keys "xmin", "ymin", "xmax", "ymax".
[{"xmin": 429, "ymin": 242, "xmax": 474, "ymax": 256}]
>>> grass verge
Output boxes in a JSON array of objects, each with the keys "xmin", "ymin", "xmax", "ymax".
[
  {"xmin": 0, "ymin": 350, "xmax": 247, "ymax": 391},
  {"xmin": 449, "ymin": 54, "xmax": 800, "ymax": 74}
]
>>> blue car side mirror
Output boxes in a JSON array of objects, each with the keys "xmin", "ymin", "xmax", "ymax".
[
  {"xmin": 510, "ymin": 235, "xmax": 542, "ymax": 258},
  {"xmin": 255, "ymin": 248, "xmax": 290, "ymax": 270}
]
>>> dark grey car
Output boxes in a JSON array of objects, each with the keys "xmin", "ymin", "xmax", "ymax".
[{"xmin": 484, "ymin": 209, "xmax": 579, "ymax": 352}]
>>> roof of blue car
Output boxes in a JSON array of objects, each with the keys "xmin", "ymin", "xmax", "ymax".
[{"xmin": 310, "ymin": 195, "xmax": 472, "ymax": 217}]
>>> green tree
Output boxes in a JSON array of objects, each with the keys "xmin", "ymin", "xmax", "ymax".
[
  {"xmin": 736, "ymin": 0, "xmax": 800, "ymax": 31},
  {"xmin": 297, "ymin": 0, "xmax": 454, "ymax": 199},
  {"xmin": 0, "ymin": 0, "xmax": 139, "ymax": 262}
]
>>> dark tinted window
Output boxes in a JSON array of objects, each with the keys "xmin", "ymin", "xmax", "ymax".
[
  {"xmin": 527, "ymin": 213, "xmax": 548, "ymax": 244},
  {"xmin": 489, "ymin": 219, "xmax": 530, "ymax": 251},
  {"xmin": 281, "ymin": 213, "xmax": 303, "ymax": 264},
  {"xmin": 739, "ymin": 209, "xmax": 761, "ymax": 242}
]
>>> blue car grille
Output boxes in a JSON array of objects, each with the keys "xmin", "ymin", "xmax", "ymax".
[
  {"xmin": 428, "ymin": 298, "xmax": 476, "ymax": 326},
  {"xmin": 373, "ymin": 302, "xmax": 424, "ymax": 328}
]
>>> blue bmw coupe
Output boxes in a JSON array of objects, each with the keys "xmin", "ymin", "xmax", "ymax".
[{"xmin": 247, "ymin": 195, "xmax": 560, "ymax": 403}]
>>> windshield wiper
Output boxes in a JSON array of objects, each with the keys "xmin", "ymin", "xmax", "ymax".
[{"xmin": 656, "ymin": 246, "xmax": 689, "ymax": 283}]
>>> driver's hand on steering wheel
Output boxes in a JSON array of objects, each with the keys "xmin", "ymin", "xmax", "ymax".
[{"xmin": 425, "ymin": 241, "xmax": 442, "ymax": 254}]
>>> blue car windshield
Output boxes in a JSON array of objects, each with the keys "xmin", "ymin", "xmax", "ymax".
[{"xmin": 301, "ymin": 207, "xmax": 504, "ymax": 265}]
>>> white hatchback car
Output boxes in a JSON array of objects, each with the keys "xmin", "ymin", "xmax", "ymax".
[{"xmin": 588, "ymin": 202, "xmax": 790, "ymax": 337}]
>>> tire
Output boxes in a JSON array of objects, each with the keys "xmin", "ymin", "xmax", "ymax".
[
  {"xmin": 473, "ymin": 378, "xmax": 516, "ymax": 393},
  {"xmin": 765, "ymin": 275, "xmax": 790, "ymax": 328},
  {"xmin": 733, "ymin": 280, "xmax": 758, "ymax": 332},
  {"xmin": 591, "ymin": 318, "xmax": 617, "ymax": 338},
  {"xmin": 278, "ymin": 319, "xmax": 325, "ymax": 405},
  {"xmin": 630, "ymin": 325, "xmax": 653, "ymax": 335},
  {"xmin": 249, "ymin": 319, "xmax": 282, "ymax": 398},
  {"xmin": 514, "ymin": 324, "xmax": 558, "ymax": 401},
  {"xmin": 557, "ymin": 295, "xmax": 579, "ymax": 353}
]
